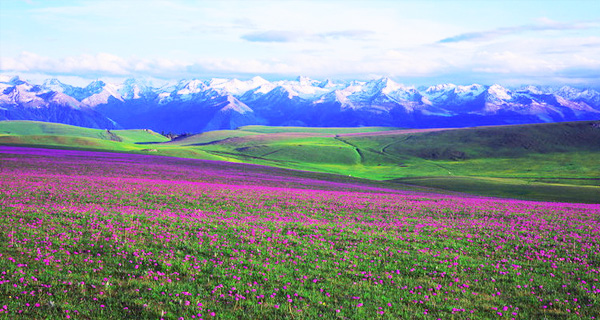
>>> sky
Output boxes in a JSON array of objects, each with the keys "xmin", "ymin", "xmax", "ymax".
[{"xmin": 0, "ymin": 0, "xmax": 599, "ymax": 86}]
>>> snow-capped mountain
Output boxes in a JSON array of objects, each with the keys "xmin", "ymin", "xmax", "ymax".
[
  {"xmin": 79, "ymin": 81, "xmax": 124, "ymax": 107},
  {"xmin": 118, "ymin": 78, "xmax": 157, "ymax": 100},
  {"xmin": 94, "ymin": 82, "xmax": 263, "ymax": 133},
  {"xmin": 208, "ymin": 76, "xmax": 270, "ymax": 96},
  {"xmin": 1, "ymin": 75, "xmax": 599, "ymax": 132},
  {"xmin": 1, "ymin": 76, "xmax": 118, "ymax": 129}
]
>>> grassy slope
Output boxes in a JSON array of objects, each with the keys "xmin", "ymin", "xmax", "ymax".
[
  {"xmin": 0, "ymin": 120, "xmax": 170, "ymax": 143},
  {"xmin": 1, "ymin": 120, "xmax": 598, "ymax": 203},
  {"xmin": 0, "ymin": 120, "xmax": 232, "ymax": 162},
  {"xmin": 238, "ymin": 125, "xmax": 402, "ymax": 134},
  {"xmin": 0, "ymin": 120, "xmax": 116, "ymax": 139},
  {"xmin": 164, "ymin": 130, "xmax": 262, "ymax": 146},
  {"xmin": 112, "ymin": 129, "xmax": 170, "ymax": 143},
  {"xmin": 394, "ymin": 176, "xmax": 600, "ymax": 204},
  {"xmin": 200, "ymin": 122, "xmax": 600, "ymax": 203},
  {"xmin": 205, "ymin": 122, "xmax": 600, "ymax": 177}
]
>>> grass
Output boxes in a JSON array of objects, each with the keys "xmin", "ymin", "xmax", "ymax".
[
  {"xmin": 237, "ymin": 125, "xmax": 402, "ymax": 134},
  {"xmin": 0, "ymin": 147, "xmax": 598, "ymax": 319},
  {"xmin": 393, "ymin": 176, "xmax": 600, "ymax": 203},
  {"xmin": 112, "ymin": 129, "xmax": 170, "ymax": 143},
  {"xmin": 0, "ymin": 120, "xmax": 170, "ymax": 144},
  {"xmin": 165, "ymin": 130, "xmax": 262, "ymax": 146},
  {"xmin": 1, "ymin": 120, "xmax": 599, "ymax": 203},
  {"xmin": 342, "ymin": 121, "xmax": 600, "ymax": 160}
]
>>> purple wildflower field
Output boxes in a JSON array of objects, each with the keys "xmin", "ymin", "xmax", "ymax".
[{"xmin": 0, "ymin": 146, "xmax": 599, "ymax": 319}]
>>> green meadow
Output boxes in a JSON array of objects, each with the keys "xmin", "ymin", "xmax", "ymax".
[{"xmin": 1, "ymin": 120, "xmax": 599, "ymax": 203}]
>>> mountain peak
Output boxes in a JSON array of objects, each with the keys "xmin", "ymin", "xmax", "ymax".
[
  {"xmin": 43, "ymin": 78, "xmax": 64, "ymax": 86},
  {"xmin": 84, "ymin": 80, "xmax": 106, "ymax": 94},
  {"xmin": 426, "ymin": 83, "xmax": 457, "ymax": 92},
  {"xmin": 41, "ymin": 78, "xmax": 74, "ymax": 94},
  {"xmin": 369, "ymin": 77, "xmax": 403, "ymax": 94},
  {"xmin": 87, "ymin": 80, "xmax": 106, "ymax": 86},
  {"xmin": 6, "ymin": 76, "xmax": 26, "ymax": 86},
  {"xmin": 3, "ymin": 75, "xmax": 600, "ymax": 133},
  {"xmin": 206, "ymin": 77, "xmax": 271, "ymax": 95},
  {"xmin": 176, "ymin": 79, "xmax": 206, "ymax": 95},
  {"xmin": 487, "ymin": 84, "xmax": 512, "ymax": 100},
  {"xmin": 251, "ymin": 76, "xmax": 268, "ymax": 83}
]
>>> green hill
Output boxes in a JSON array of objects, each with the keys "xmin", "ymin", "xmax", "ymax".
[
  {"xmin": 1, "ymin": 120, "xmax": 598, "ymax": 203},
  {"xmin": 186, "ymin": 121, "xmax": 600, "ymax": 203},
  {"xmin": 165, "ymin": 129, "xmax": 262, "ymax": 146},
  {"xmin": 237, "ymin": 125, "xmax": 402, "ymax": 134},
  {"xmin": 342, "ymin": 121, "xmax": 600, "ymax": 160},
  {"xmin": 0, "ymin": 120, "xmax": 230, "ymax": 161},
  {"xmin": 0, "ymin": 120, "xmax": 170, "ymax": 143}
]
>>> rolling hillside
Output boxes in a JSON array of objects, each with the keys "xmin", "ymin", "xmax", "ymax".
[
  {"xmin": 0, "ymin": 120, "xmax": 169, "ymax": 143},
  {"xmin": 1, "ymin": 120, "xmax": 598, "ymax": 203},
  {"xmin": 0, "ymin": 120, "xmax": 228, "ymax": 161}
]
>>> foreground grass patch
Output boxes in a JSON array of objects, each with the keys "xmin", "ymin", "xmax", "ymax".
[
  {"xmin": 394, "ymin": 176, "xmax": 600, "ymax": 204},
  {"xmin": 0, "ymin": 146, "xmax": 599, "ymax": 319}
]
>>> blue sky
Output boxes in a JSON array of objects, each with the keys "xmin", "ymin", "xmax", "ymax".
[{"xmin": 1, "ymin": 0, "xmax": 599, "ymax": 86}]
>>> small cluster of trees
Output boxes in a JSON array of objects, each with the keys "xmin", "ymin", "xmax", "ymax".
[{"xmin": 160, "ymin": 131, "xmax": 192, "ymax": 140}]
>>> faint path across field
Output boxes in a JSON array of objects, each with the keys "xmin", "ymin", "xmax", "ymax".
[{"xmin": 334, "ymin": 127, "xmax": 457, "ymax": 137}]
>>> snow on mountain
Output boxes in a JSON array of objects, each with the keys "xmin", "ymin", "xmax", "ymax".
[
  {"xmin": 207, "ymin": 76, "xmax": 270, "ymax": 95},
  {"xmin": 238, "ymin": 77, "xmax": 331, "ymax": 105},
  {"xmin": 554, "ymin": 95, "xmax": 599, "ymax": 114},
  {"xmin": 328, "ymin": 78, "xmax": 425, "ymax": 113},
  {"xmin": 275, "ymin": 78, "xmax": 330, "ymax": 99},
  {"xmin": 0, "ymin": 78, "xmax": 118, "ymax": 128},
  {"xmin": 0, "ymin": 85, "xmax": 28, "ymax": 105},
  {"xmin": 118, "ymin": 78, "xmax": 156, "ymax": 100},
  {"xmin": 2, "ymin": 77, "xmax": 80, "ymax": 109},
  {"xmin": 519, "ymin": 85, "xmax": 544, "ymax": 95},
  {"xmin": 555, "ymin": 86, "xmax": 600, "ymax": 107},
  {"xmin": 313, "ymin": 89, "xmax": 355, "ymax": 108},
  {"xmin": 176, "ymin": 79, "xmax": 207, "ymax": 96},
  {"xmin": 556, "ymin": 86, "xmax": 583, "ymax": 100},
  {"xmin": 80, "ymin": 81, "xmax": 124, "ymax": 107},
  {"xmin": 429, "ymin": 83, "xmax": 484, "ymax": 96},
  {"xmin": 317, "ymin": 79, "xmax": 347, "ymax": 90},
  {"xmin": 372, "ymin": 77, "xmax": 405, "ymax": 95},
  {"xmin": 0, "ymin": 79, "xmax": 45, "ymax": 106},
  {"xmin": 425, "ymin": 83, "xmax": 457, "ymax": 93},
  {"xmin": 218, "ymin": 94, "xmax": 253, "ymax": 114},
  {"xmin": 42, "ymin": 78, "xmax": 72, "ymax": 93},
  {"xmin": 487, "ymin": 84, "xmax": 512, "ymax": 101},
  {"xmin": 2, "ymin": 75, "xmax": 599, "ymax": 132},
  {"xmin": 423, "ymin": 84, "xmax": 485, "ymax": 108},
  {"xmin": 456, "ymin": 84, "xmax": 485, "ymax": 95},
  {"xmin": 155, "ymin": 79, "xmax": 205, "ymax": 104}
]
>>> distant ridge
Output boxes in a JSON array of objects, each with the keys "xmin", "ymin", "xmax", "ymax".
[{"xmin": 1, "ymin": 75, "xmax": 599, "ymax": 133}]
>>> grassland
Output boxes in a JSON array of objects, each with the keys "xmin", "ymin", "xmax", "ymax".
[
  {"xmin": 238, "ymin": 125, "xmax": 402, "ymax": 134},
  {"xmin": 1, "ymin": 120, "xmax": 599, "ymax": 203},
  {"xmin": 1, "ymin": 146, "xmax": 599, "ymax": 319}
]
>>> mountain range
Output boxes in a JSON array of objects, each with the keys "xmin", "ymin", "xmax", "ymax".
[{"xmin": 1, "ymin": 75, "xmax": 599, "ymax": 133}]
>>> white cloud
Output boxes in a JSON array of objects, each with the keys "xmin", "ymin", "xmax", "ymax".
[
  {"xmin": 0, "ymin": 52, "xmax": 191, "ymax": 77},
  {"xmin": 2, "ymin": 1, "xmax": 600, "ymax": 85},
  {"xmin": 438, "ymin": 19, "xmax": 600, "ymax": 43},
  {"xmin": 2, "ymin": 41, "xmax": 600, "ymax": 86}
]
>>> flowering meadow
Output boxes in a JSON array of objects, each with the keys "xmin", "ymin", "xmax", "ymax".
[{"xmin": 0, "ymin": 146, "xmax": 599, "ymax": 319}]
